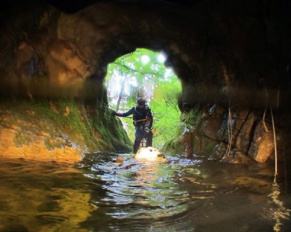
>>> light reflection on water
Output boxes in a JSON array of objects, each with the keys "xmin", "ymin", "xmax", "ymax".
[{"xmin": 0, "ymin": 153, "xmax": 290, "ymax": 232}]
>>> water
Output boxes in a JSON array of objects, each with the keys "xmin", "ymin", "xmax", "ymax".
[{"xmin": 0, "ymin": 153, "xmax": 290, "ymax": 232}]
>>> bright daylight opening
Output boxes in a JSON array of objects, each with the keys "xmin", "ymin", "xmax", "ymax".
[{"xmin": 105, "ymin": 48, "xmax": 182, "ymax": 149}]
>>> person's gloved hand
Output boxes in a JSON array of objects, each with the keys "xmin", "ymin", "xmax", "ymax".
[
  {"xmin": 144, "ymin": 126, "xmax": 150, "ymax": 133},
  {"xmin": 111, "ymin": 110, "xmax": 116, "ymax": 116}
]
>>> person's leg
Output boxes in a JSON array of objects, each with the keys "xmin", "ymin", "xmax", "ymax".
[
  {"xmin": 133, "ymin": 140, "xmax": 140, "ymax": 154},
  {"xmin": 133, "ymin": 127, "xmax": 143, "ymax": 153},
  {"xmin": 146, "ymin": 130, "xmax": 153, "ymax": 147}
]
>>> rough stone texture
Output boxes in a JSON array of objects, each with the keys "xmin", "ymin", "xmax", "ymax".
[
  {"xmin": 193, "ymin": 136, "xmax": 218, "ymax": 158},
  {"xmin": 201, "ymin": 105, "xmax": 225, "ymax": 140},
  {"xmin": 221, "ymin": 150, "xmax": 254, "ymax": 165},
  {"xmin": 209, "ymin": 142, "xmax": 227, "ymax": 161},
  {"xmin": 177, "ymin": 105, "xmax": 276, "ymax": 163},
  {"xmin": 0, "ymin": 119, "xmax": 83, "ymax": 163},
  {"xmin": 182, "ymin": 131, "xmax": 195, "ymax": 158},
  {"xmin": 1, "ymin": 0, "xmax": 290, "ymax": 102},
  {"xmin": 235, "ymin": 111, "xmax": 256, "ymax": 153},
  {"xmin": 222, "ymin": 110, "xmax": 250, "ymax": 145},
  {"xmin": 248, "ymin": 120, "xmax": 274, "ymax": 163}
]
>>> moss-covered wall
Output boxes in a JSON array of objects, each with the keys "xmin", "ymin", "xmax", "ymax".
[{"xmin": 0, "ymin": 99, "xmax": 131, "ymax": 162}]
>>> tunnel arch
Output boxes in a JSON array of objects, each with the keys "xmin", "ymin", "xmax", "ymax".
[
  {"xmin": 57, "ymin": 3, "xmax": 206, "ymax": 76},
  {"xmin": 55, "ymin": 0, "xmax": 226, "ymax": 111},
  {"xmin": 0, "ymin": 0, "xmax": 290, "ymax": 166},
  {"xmin": 54, "ymin": 0, "xmax": 291, "ymax": 164},
  {"xmin": 53, "ymin": 0, "xmax": 291, "ymax": 107}
]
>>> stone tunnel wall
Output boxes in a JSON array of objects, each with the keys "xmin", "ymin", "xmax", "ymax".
[
  {"xmin": 0, "ymin": 0, "xmax": 291, "ymax": 165},
  {"xmin": 170, "ymin": 105, "xmax": 284, "ymax": 164}
]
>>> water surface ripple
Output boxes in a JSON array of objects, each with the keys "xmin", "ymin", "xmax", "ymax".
[{"xmin": 0, "ymin": 152, "xmax": 290, "ymax": 232}]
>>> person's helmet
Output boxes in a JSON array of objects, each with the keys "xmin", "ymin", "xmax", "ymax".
[{"xmin": 137, "ymin": 97, "xmax": 146, "ymax": 106}]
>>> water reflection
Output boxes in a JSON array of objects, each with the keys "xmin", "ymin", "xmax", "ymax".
[
  {"xmin": 79, "ymin": 152, "xmax": 291, "ymax": 231},
  {"xmin": 81, "ymin": 153, "xmax": 193, "ymax": 220},
  {"xmin": 0, "ymin": 157, "xmax": 93, "ymax": 232},
  {"xmin": 269, "ymin": 180, "xmax": 291, "ymax": 232},
  {"xmin": 0, "ymin": 153, "xmax": 290, "ymax": 232}
]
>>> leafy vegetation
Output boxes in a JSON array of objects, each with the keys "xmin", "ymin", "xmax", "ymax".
[
  {"xmin": 162, "ymin": 107, "xmax": 204, "ymax": 154},
  {"xmin": 105, "ymin": 48, "xmax": 182, "ymax": 150}
]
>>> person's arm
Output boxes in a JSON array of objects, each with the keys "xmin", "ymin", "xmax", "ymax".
[{"xmin": 114, "ymin": 107, "xmax": 135, "ymax": 117}]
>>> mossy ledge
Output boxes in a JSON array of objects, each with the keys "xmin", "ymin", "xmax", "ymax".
[{"xmin": 0, "ymin": 99, "xmax": 131, "ymax": 163}]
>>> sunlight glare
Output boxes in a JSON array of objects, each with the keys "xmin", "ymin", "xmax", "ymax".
[
  {"xmin": 129, "ymin": 76, "xmax": 137, "ymax": 87},
  {"xmin": 165, "ymin": 68, "xmax": 173, "ymax": 78},
  {"xmin": 157, "ymin": 53, "xmax": 166, "ymax": 63},
  {"xmin": 141, "ymin": 55, "xmax": 150, "ymax": 64},
  {"xmin": 134, "ymin": 147, "xmax": 166, "ymax": 162}
]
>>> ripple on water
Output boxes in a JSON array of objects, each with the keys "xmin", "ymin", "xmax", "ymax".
[
  {"xmin": 1, "ymin": 153, "xmax": 290, "ymax": 232},
  {"xmin": 79, "ymin": 152, "xmax": 291, "ymax": 232},
  {"xmin": 81, "ymin": 153, "xmax": 215, "ymax": 221}
]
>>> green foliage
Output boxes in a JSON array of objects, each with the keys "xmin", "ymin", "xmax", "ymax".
[
  {"xmin": 105, "ymin": 48, "xmax": 182, "ymax": 150},
  {"xmin": 150, "ymin": 83, "xmax": 181, "ymax": 149},
  {"xmin": 107, "ymin": 49, "xmax": 167, "ymax": 81},
  {"xmin": 105, "ymin": 48, "xmax": 179, "ymax": 110},
  {"xmin": 162, "ymin": 107, "xmax": 204, "ymax": 154},
  {"xmin": 161, "ymin": 123, "xmax": 185, "ymax": 154},
  {"xmin": 180, "ymin": 106, "xmax": 203, "ymax": 128}
]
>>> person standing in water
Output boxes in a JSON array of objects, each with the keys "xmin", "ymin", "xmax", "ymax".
[{"xmin": 113, "ymin": 97, "xmax": 153, "ymax": 153}]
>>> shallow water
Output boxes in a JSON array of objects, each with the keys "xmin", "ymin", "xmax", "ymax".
[{"xmin": 0, "ymin": 153, "xmax": 290, "ymax": 232}]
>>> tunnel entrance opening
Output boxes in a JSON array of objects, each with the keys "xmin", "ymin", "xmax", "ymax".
[{"xmin": 105, "ymin": 48, "xmax": 181, "ymax": 149}]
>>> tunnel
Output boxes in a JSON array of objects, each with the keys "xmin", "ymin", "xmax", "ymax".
[
  {"xmin": 0, "ymin": 0, "xmax": 291, "ymax": 230},
  {"xmin": 1, "ymin": 0, "xmax": 291, "ymax": 164}
]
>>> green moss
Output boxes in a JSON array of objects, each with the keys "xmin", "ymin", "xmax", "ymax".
[
  {"xmin": 161, "ymin": 123, "xmax": 185, "ymax": 154},
  {"xmin": 14, "ymin": 131, "xmax": 32, "ymax": 147},
  {"xmin": 1, "ymin": 98, "xmax": 132, "ymax": 153},
  {"xmin": 92, "ymin": 104, "xmax": 132, "ymax": 152},
  {"xmin": 29, "ymin": 100, "xmax": 93, "ymax": 149},
  {"xmin": 44, "ymin": 137, "xmax": 64, "ymax": 150},
  {"xmin": 162, "ymin": 107, "xmax": 204, "ymax": 154},
  {"xmin": 194, "ymin": 136, "xmax": 218, "ymax": 157},
  {"xmin": 180, "ymin": 106, "xmax": 204, "ymax": 127}
]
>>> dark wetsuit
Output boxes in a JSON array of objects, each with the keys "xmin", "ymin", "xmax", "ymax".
[{"xmin": 116, "ymin": 105, "xmax": 153, "ymax": 153}]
